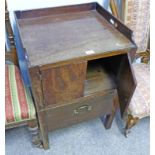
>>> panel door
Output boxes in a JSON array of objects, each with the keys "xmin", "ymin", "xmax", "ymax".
[{"xmin": 41, "ymin": 61, "xmax": 87, "ymax": 106}]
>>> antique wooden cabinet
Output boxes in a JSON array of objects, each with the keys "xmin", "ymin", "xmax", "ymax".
[{"xmin": 14, "ymin": 2, "xmax": 137, "ymax": 149}]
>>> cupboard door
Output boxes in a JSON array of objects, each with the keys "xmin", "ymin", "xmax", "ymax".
[
  {"xmin": 41, "ymin": 61, "xmax": 87, "ymax": 106},
  {"xmin": 116, "ymin": 53, "xmax": 137, "ymax": 117}
]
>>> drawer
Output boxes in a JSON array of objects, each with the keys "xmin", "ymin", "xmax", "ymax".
[{"xmin": 43, "ymin": 90, "xmax": 115, "ymax": 131}]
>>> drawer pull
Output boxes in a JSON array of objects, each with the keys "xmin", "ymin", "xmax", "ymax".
[{"xmin": 74, "ymin": 105, "xmax": 92, "ymax": 114}]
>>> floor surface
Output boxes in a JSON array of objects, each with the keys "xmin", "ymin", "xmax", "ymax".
[{"xmin": 6, "ymin": 113, "xmax": 150, "ymax": 155}]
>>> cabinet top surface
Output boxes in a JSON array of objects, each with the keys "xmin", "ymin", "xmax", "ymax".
[{"xmin": 15, "ymin": 3, "xmax": 135, "ymax": 67}]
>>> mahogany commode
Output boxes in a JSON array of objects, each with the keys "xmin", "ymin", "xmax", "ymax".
[{"xmin": 14, "ymin": 2, "xmax": 137, "ymax": 149}]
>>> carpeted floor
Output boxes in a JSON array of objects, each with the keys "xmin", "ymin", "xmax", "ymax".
[{"xmin": 6, "ymin": 113, "xmax": 149, "ymax": 155}]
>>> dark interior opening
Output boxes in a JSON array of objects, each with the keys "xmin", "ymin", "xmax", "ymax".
[{"xmin": 84, "ymin": 54, "xmax": 125, "ymax": 95}]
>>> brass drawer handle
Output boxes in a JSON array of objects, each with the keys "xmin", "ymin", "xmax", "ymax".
[{"xmin": 74, "ymin": 105, "xmax": 92, "ymax": 114}]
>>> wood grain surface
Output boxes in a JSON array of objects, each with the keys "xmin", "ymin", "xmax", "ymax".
[
  {"xmin": 16, "ymin": 3, "xmax": 135, "ymax": 67},
  {"xmin": 44, "ymin": 90, "xmax": 114, "ymax": 131},
  {"xmin": 41, "ymin": 62, "xmax": 87, "ymax": 106},
  {"xmin": 13, "ymin": 3, "xmax": 137, "ymax": 149}
]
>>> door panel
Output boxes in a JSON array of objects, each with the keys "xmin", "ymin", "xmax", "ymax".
[
  {"xmin": 116, "ymin": 53, "xmax": 137, "ymax": 117},
  {"xmin": 41, "ymin": 61, "xmax": 87, "ymax": 106},
  {"xmin": 86, "ymin": 53, "xmax": 136, "ymax": 117}
]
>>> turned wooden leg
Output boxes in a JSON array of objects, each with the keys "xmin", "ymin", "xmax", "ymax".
[
  {"xmin": 101, "ymin": 90, "xmax": 119, "ymax": 129},
  {"xmin": 28, "ymin": 119, "xmax": 42, "ymax": 148},
  {"xmin": 124, "ymin": 114, "xmax": 139, "ymax": 137}
]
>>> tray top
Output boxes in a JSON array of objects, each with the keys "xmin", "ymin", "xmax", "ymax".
[{"xmin": 16, "ymin": 4, "xmax": 135, "ymax": 67}]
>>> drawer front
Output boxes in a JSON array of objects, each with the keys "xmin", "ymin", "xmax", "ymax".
[
  {"xmin": 45, "ymin": 90, "xmax": 115, "ymax": 131},
  {"xmin": 41, "ymin": 61, "xmax": 87, "ymax": 106}
]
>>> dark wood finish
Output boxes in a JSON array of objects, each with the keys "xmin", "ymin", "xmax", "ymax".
[
  {"xmin": 14, "ymin": 3, "xmax": 137, "ymax": 149},
  {"xmin": 29, "ymin": 67, "xmax": 45, "ymax": 109},
  {"xmin": 103, "ymin": 89, "xmax": 119, "ymax": 129},
  {"xmin": 15, "ymin": 2, "xmax": 135, "ymax": 43},
  {"xmin": 14, "ymin": 3, "xmax": 136, "ymax": 68},
  {"xmin": 44, "ymin": 90, "xmax": 115, "ymax": 131},
  {"xmin": 29, "ymin": 67, "xmax": 49, "ymax": 149},
  {"xmin": 95, "ymin": 3, "xmax": 135, "ymax": 45},
  {"xmin": 39, "ymin": 49, "xmax": 131, "ymax": 70},
  {"xmin": 36, "ymin": 111, "xmax": 49, "ymax": 149},
  {"xmin": 41, "ymin": 62, "xmax": 87, "ymax": 106},
  {"xmin": 96, "ymin": 3, "xmax": 137, "ymax": 61},
  {"xmin": 116, "ymin": 53, "xmax": 137, "ymax": 117}
]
